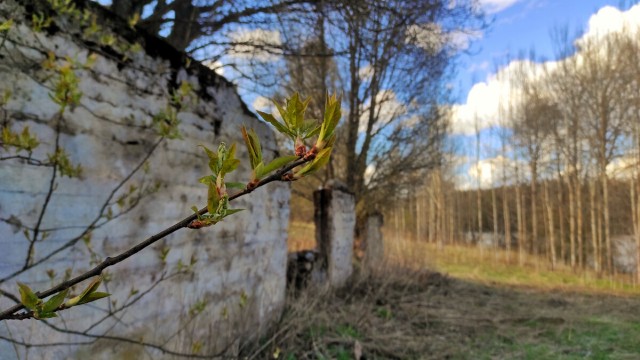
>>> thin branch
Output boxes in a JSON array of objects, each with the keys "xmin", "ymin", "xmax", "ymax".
[
  {"xmin": 0, "ymin": 156, "xmax": 308, "ymax": 320},
  {"xmin": 0, "ymin": 137, "xmax": 164, "ymax": 284},
  {"xmin": 40, "ymin": 319, "xmax": 234, "ymax": 359},
  {"xmin": 0, "ymin": 155, "xmax": 50, "ymax": 166},
  {"xmin": 82, "ymin": 270, "xmax": 173, "ymax": 333},
  {"xmin": 23, "ymin": 111, "xmax": 63, "ymax": 269},
  {"xmin": 0, "ymin": 334, "xmax": 96, "ymax": 347},
  {"xmin": 0, "ymin": 288, "xmax": 19, "ymax": 304}
]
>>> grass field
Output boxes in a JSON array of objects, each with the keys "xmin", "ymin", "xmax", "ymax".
[
  {"xmin": 385, "ymin": 234, "xmax": 640, "ymax": 296},
  {"xmin": 254, "ymin": 223, "xmax": 640, "ymax": 359}
]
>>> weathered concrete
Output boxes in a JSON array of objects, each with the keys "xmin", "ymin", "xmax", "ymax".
[
  {"xmin": 314, "ymin": 183, "xmax": 355, "ymax": 287},
  {"xmin": 0, "ymin": 0, "xmax": 289, "ymax": 358},
  {"xmin": 364, "ymin": 212, "xmax": 384, "ymax": 271}
]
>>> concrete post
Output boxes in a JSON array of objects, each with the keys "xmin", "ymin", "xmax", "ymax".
[
  {"xmin": 364, "ymin": 212, "xmax": 384, "ymax": 271},
  {"xmin": 314, "ymin": 183, "xmax": 355, "ymax": 287}
]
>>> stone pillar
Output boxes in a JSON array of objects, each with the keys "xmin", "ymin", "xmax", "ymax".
[
  {"xmin": 314, "ymin": 183, "xmax": 355, "ymax": 288},
  {"xmin": 364, "ymin": 212, "xmax": 384, "ymax": 271}
]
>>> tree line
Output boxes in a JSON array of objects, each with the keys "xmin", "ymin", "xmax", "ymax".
[{"xmin": 387, "ymin": 21, "xmax": 640, "ymax": 283}]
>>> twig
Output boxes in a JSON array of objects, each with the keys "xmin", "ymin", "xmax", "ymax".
[
  {"xmin": 0, "ymin": 334, "xmax": 96, "ymax": 347},
  {"xmin": 23, "ymin": 111, "xmax": 63, "ymax": 269},
  {"xmin": 0, "ymin": 137, "xmax": 164, "ymax": 283},
  {"xmin": 0, "ymin": 288, "xmax": 19, "ymax": 304},
  {"xmin": 0, "ymin": 155, "xmax": 50, "ymax": 166},
  {"xmin": 82, "ymin": 270, "xmax": 172, "ymax": 333},
  {"xmin": 37, "ymin": 322, "xmax": 234, "ymax": 359},
  {"xmin": 0, "ymin": 156, "xmax": 307, "ymax": 320}
]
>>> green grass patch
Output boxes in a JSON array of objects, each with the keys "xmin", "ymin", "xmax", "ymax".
[
  {"xmin": 466, "ymin": 317, "xmax": 640, "ymax": 359},
  {"xmin": 409, "ymin": 243, "xmax": 640, "ymax": 296}
]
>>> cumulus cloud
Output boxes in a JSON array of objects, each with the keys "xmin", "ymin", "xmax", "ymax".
[
  {"xmin": 451, "ymin": 3, "xmax": 640, "ymax": 189},
  {"xmin": 449, "ymin": 70, "xmax": 512, "ymax": 135},
  {"xmin": 579, "ymin": 5, "xmax": 640, "ymax": 45},
  {"xmin": 450, "ymin": 3, "xmax": 640, "ymax": 136}
]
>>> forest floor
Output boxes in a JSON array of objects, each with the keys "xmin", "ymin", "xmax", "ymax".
[{"xmin": 244, "ymin": 223, "xmax": 640, "ymax": 359}]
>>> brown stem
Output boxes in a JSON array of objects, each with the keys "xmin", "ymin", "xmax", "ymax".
[
  {"xmin": 23, "ymin": 111, "xmax": 63, "ymax": 269},
  {"xmin": 0, "ymin": 156, "xmax": 308, "ymax": 321}
]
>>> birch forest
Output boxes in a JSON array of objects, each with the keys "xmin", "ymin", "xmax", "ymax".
[{"xmin": 386, "ymin": 20, "xmax": 640, "ymax": 283}]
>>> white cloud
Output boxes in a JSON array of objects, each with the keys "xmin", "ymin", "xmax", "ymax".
[
  {"xmin": 202, "ymin": 60, "xmax": 225, "ymax": 76},
  {"xmin": 406, "ymin": 24, "xmax": 483, "ymax": 53},
  {"xmin": 579, "ymin": 5, "xmax": 640, "ymax": 45},
  {"xmin": 468, "ymin": 60, "xmax": 490, "ymax": 73},
  {"xmin": 451, "ymin": 3, "xmax": 640, "ymax": 189},
  {"xmin": 359, "ymin": 90, "xmax": 406, "ymax": 134},
  {"xmin": 457, "ymin": 155, "xmax": 523, "ymax": 189},
  {"xmin": 450, "ymin": 3, "xmax": 640, "ymax": 136},
  {"xmin": 478, "ymin": 0, "xmax": 522, "ymax": 14},
  {"xmin": 252, "ymin": 96, "xmax": 275, "ymax": 114},
  {"xmin": 227, "ymin": 28, "xmax": 282, "ymax": 61},
  {"xmin": 606, "ymin": 156, "xmax": 638, "ymax": 179},
  {"xmin": 449, "ymin": 71, "xmax": 511, "ymax": 135},
  {"xmin": 364, "ymin": 164, "xmax": 376, "ymax": 186},
  {"xmin": 406, "ymin": 23, "xmax": 445, "ymax": 53},
  {"xmin": 448, "ymin": 29, "xmax": 483, "ymax": 51},
  {"xmin": 358, "ymin": 64, "xmax": 374, "ymax": 81}
]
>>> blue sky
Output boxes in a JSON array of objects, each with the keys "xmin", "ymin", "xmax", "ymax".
[
  {"xmin": 456, "ymin": 0, "xmax": 637, "ymax": 102},
  {"xmin": 450, "ymin": 0, "xmax": 640, "ymax": 188}
]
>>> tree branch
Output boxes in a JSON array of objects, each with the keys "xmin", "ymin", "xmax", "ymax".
[
  {"xmin": 0, "ymin": 137, "xmax": 164, "ymax": 284},
  {"xmin": 0, "ymin": 156, "xmax": 308, "ymax": 321}
]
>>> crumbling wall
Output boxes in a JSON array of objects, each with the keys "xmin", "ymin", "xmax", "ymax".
[{"xmin": 0, "ymin": 0, "xmax": 289, "ymax": 357}]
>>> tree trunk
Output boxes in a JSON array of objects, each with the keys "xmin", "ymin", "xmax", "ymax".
[
  {"xmin": 602, "ymin": 172, "xmax": 612, "ymax": 274},
  {"xmin": 416, "ymin": 191, "xmax": 422, "ymax": 241},
  {"xmin": 492, "ymin": 183, "xmax": 499, "ymax": 260},
  {"xmin": 589, "ymin": 178, "xmax": 600, "ymax": 273},
  {"xmin": 503, "ymin": 186, "xmax": 511, "ymax": 262},
  {"xmin": 530, "ymin": 163, "xmax": 538, "ymax": 263},
  {"xmin": 567, "ymin": 177, "xmax": 576, "ymax": 269},
  {"xmin": 636, "ymin": 179, "xmax": 640, "ymax": 284},
  {"xmin": 558, "ymin": 181, "xmax": 566, "ymax": 266},
  {"xmin": 544, "ymin": 180, "xmax": 556, "ymax": 269},
  {"xmin": 429, "ymin": 176, "xmax": 436, "ymax": 243},
  {"xmin": 577, "ymin": 176, "xmax": 584, "ymax": 269},
  {"xmin": 166, "ymin": 0, "xmax": 199, "ymax": 51}
]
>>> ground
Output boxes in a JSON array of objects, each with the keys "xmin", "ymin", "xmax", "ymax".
[
  {"xmin": 244, "ymin": 267, "xmax": 640, "ymax": 359},
  {"xmin": 248, "ymin": 226, "xmax": 640, "ymax": 359}
]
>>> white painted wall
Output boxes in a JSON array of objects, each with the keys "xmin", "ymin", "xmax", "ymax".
[{"xmin": 0, "ymin": 0, "xmax": 289, "ymax": 358}]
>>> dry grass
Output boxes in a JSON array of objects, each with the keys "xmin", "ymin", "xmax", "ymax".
[
  {"xmin": 259, "ymin": 224, "xmax": 640, "ymax": 359},
  {"xmin": 242, "ymin": 264, "xmax": 640, "ymax": 359},
  {"xmin": 385, "ymin": 231, "xmax": 640, "ymax": 296},
  {"xmin": 288, "ymin": 221, "xmax": 316, "ymax": 252}
]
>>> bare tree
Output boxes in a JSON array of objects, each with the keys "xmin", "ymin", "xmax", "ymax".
[{"xmin": 326, "ymin": 0, "xmax": 481, "ymax": 219}]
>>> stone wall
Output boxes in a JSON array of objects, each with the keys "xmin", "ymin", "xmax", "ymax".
[{"xmin": 0, "ymin": 0, "xmax": 289, "ymax": 357}]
